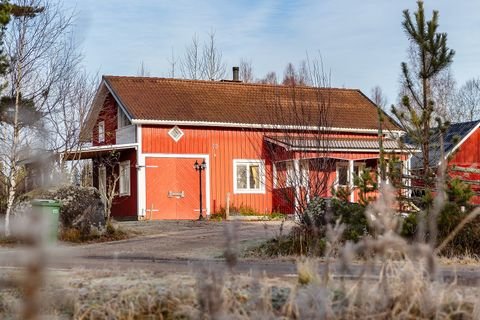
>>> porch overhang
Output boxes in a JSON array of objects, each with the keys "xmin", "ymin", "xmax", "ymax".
[
  {"xmin": 265, "ymin": 136, "xmax": 416, "ymax": 153},
  {"xmin": 63, "ymin": 143, "xmax": 138, "ymax": 161}
]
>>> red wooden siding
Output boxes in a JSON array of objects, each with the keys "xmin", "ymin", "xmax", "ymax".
[
  {"xmin": 449, "ymin": 128, "xmax": 480, "ymax": 204},
  {"xmin": 93, "ymin": 94, "xmax": 117, "ymax": 146},
  {"xmin": 141, "ymin": 125, "xmax": 398, "ymax": 214},
  {"xmin": 142, "ymin": 125, "xmax": 273, "ymax": 214},
  {"xmin": 145, "ymin": 157, "xmax": 206, "ymax": 219},
  {"xmin": 93, "ymin": 149, "xmax": 137, "ymax": 219}
]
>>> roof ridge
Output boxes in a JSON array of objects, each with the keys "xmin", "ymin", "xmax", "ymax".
[{"xmin": 103, "ymin": 75, "xmax": 360, "ymax": 92}]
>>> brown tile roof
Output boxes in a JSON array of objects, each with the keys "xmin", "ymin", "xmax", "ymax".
[{"xmin": 103, "ymin": 76, "xmax": 401, "ymax": 131}]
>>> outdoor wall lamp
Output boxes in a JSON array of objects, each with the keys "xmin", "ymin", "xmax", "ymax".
[{"xmin": 194, "ymin": 159, "xmax": 207, "ymax": 220}]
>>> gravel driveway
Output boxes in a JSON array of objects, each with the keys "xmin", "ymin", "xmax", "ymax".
[{"xmin": 76, "ymin": 220, "xmax": 292, "ymax": 260}]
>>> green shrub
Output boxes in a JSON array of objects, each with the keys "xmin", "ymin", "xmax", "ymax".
[
  {"xmin": 401, "ymin": 202, "xmax": 480, "ymax": 255},
  {"xmin": 446, "ymin": 177, "xmax": 474, "ymax": 206},
  {"xmin": 400, "ymin": 212, "xmax": 418, "ymax": 238},
  {"xmin": 331, "ymin": 200, "xmax": 369, "ymax": 242}
]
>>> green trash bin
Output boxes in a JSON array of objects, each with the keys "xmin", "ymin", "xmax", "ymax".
[{"xmin": 31, "ymin": 199, "xmax": 62, "ymax": 242}]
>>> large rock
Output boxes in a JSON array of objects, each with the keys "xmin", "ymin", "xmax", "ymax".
[{"xmin": 15, "ymin": 186, "xmax": 106, "ymax": 234}]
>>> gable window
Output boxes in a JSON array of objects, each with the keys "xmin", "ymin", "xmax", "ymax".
[
  {"xmin": 117, "ymin": 108, "xmax": 131, "ymax": 128},
  {"xmin": 234, "ymin": 159, "xmax": 265, "ymax": 194},
  {"xmin": 168, "ymin": 125, "xmax": 184, "ymax": 142},
  {"xmin": 98, "ymin": 121, "xmax": 105, "ymax": 143},
  {"xmin": 119, "ymin": 160, "xmax": 131, "ymax": 196}
]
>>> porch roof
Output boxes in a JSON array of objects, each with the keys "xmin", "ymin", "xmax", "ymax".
[
  {"xmin": 265, "ymin": 136, "xmax": 415, "ymax": 152},
  {"xmin": 63, "ymin": 143, "xmax": 137, "ymax": 161}
]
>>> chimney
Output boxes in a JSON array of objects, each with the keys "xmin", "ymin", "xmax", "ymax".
[{"xmin": 232, "ymin": 66, "xmax": 239, "ymax": 81}]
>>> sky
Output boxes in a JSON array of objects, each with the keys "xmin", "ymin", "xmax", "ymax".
[{"xmin": 71, "ymin": 0, "xmax": 480, "ymax": 107}]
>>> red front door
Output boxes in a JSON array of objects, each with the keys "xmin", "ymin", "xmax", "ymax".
[{"xmin": 145, "ymin": 157, "xmax": 206, "ymax": 219}]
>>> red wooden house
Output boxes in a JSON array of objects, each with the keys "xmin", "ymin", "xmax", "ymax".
[
  {"xmin": 411, "ymin": 120, "xmax": 480, "ymax": 204},
  {"xmin": 76, "ymin": 74, "xmax": 410, "ymax": 220}
]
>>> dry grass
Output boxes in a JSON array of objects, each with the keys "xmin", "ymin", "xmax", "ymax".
[
  {"xmin": 2, "ymin": 184, "xmax": 480, "ymax": 318},
  {"xmin": 0, "ymin": 262, "xmax": 478, "ymax": 319}
]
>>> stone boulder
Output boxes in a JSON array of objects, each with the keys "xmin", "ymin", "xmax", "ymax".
[{"xmin": 15, "ymin": 185, "xmax": 106, "ymax": 234}]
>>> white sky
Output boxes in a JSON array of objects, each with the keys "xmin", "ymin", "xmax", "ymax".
[{"xmin": 71, "ymin": 0, "xmax": 480, "ymax": 107}]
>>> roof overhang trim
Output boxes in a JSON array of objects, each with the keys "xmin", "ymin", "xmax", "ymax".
[
  {"xmin": 130, "ymin": 118, "xmax": 405, "ymax": 134},
  {"xmin": 63, "ymin": 143, "xmax": 138, "ymax": 160}
]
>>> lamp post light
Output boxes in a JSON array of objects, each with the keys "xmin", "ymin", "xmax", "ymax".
[{"xmin": 194, "ymin": 159, "xmax": 207, "ymax": 220}]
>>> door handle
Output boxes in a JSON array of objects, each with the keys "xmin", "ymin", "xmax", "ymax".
[{"xmin": 168, "ymin": 191, "xmax": 185, "ymax": 198}]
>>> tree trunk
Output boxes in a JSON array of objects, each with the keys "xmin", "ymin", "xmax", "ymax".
[{"xmin": 5, "ymin": 19, "xmax": 25, "ymax": 237}]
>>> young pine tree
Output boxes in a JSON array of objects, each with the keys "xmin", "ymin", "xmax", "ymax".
[{"xmin": 392, "ymin": 1, "xmax": 455, "ymax": 193}]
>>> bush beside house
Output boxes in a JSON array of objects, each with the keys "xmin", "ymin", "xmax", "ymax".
[{"xmin": 13, "ymin": 185, "xmax": 109, "ymax": 241}]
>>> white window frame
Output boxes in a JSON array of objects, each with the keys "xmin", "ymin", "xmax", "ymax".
[
  {"xmin": 98, "ymin": 121, "xmax": 105, "ymax": 143},
  {"xmin": 98, "ymin": 165, "xmax": 106, "ymax": 198},
  {"xmin": 335, "ymin": 162, "xmax": 364, "ymax": 188},
  {"xmin": 233, "ymin": 159, "xmax": 266, "ymax": 194},
  {"xmin": 336, "ymin": 162, "xmax": 350, "ymax": 188},
  {"xmin": 119, "ymin": 160, "xmax": 131, "ymax": 196}
]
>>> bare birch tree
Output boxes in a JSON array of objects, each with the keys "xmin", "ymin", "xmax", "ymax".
[
  {"xmin": 452, "ymin": 78, "xmax": 480, "ymax": 122},
  {"xmin": 239, "ymin": 59, "xmax": 254, "ymax": 83},
  {"xmin": 137, "ymin": 60, "xmax": 150, "ymax": 77},
  {"xmin": 181, "ymin": 34, "xmax": 202, "ymax": 80},
  {"xmin": 0, "ymin": 0, "xmax": 76, "ymax": 236},
  {"xmin": 254, "ymin": 57, "xmax": 333, "ymax": 223},
  {"xmin": 371, "ymin": 86, "xmax": 388, "ymax": 182},
  {"xmin": 93, "ymin": 151, "xmax": 120, "ymax": 222},
  {"xmin": 258, "ymin": 71, "xmax": 278, "ymax": 85},
  {"xmin": 201, "ymin": 30, "xmax": 226, "ymax": 80},
  {"xmin": 167, "ymin": 47, "xmax": 178, "ymax": 78}
]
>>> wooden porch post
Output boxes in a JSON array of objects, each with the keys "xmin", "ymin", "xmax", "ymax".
[
  {"xmin": 349, "ymin": 159, "xmax": 354, "ymax": 202},
  {"xmin": 293, "ymin": 159, "xmax": 301, "ymax": 218}
]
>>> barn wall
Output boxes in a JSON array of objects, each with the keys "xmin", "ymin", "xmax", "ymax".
[
  {"xmin": 141, "ymin": 125, "xmax": 394, "ymax": 214},
  {"xmin": 92, "ymin": 93, "xmax": 117, "ymax": 146},
  {"xmin": 142, "ymin": 125, "xmax": 274, "ymax": 214},
  {"xmin": 92, "ymin": 149, "xmax": 137, "ymax": 219}
]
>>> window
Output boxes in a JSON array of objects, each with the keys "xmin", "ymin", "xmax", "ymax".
[
  {"xmin": 98, "ymin": 166, "xmax": 106, "ymax": 197},
  {"xmin": 119, "ymin": 160, "xmax": 131, "ymax": 196},
  {"xmin": 337, "ymin": 163, "xmax": 349, "ymax": 187},
  {"xmin": 98, "ymin": 121, "xmax": 105, "ymax": 143},
  {"xmin": 168, "ymin": 125, "xmax": 184, "ymax": 142},
  {"xmin": 336, "ymin": 162, "xmax": 365, "ymax": 187},
  {"xmin": 285, "ymin": 160, "xmax": 309, "ymax": 188},
  {"xmin": 117, "ymin": 108, "xmax": 131, "ymax": 128},
  {"xmin": 233, "ymin": 160, "xmax": 265, "ymax": 194}
]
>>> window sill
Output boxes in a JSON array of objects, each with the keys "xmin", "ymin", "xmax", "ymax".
[
  {"xmin": 234, "ymin": 189, "xmax": 266, "ymax": 195},
  {"xmin": 119, "ymin": 192, "xmax": 131, "ymax": 197}
]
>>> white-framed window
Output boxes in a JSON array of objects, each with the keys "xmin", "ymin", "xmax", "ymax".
[
  {"xmin": 233, "ymin": 159, "xmax": 265, "ymax": 194},
  {"xmin": 117, "ymin": 108, "xmax": 131, "ymax": 128},
  {"xmin": 119, "ymin": 160, "xmax": 131, "ymax": 196},
  {"xmin": 98, "ymin": 121, "xmax": 105, "ymax": 143},
  {"xmin": 98, "ymin": 165, "xmax": 106, "ymax": 197},
  {"xmin": 336, "ymin": 161, "xmax": 365, "ymax": 187},
  {"xmin": 168, "ymin": 125, "xmax": 184, "ymax": 142},
  {"xmin": 285, "ymin": 160, "xmax": 309, "ymax": 188}
]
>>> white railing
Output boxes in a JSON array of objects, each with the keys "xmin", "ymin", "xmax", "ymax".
[{"xmin": 116, "ymin": 125, "xmax": 136, "ymax": 144}]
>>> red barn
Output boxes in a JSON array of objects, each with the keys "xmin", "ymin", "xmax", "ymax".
[{"xmin": 76, "ymin": 75, "xmax": 410, "ymax": 220}]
